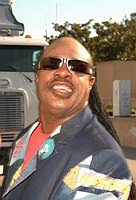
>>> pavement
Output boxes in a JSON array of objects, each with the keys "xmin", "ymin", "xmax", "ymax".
[{"xmin": 123, "ymin": 146, "xmax": 136, "ymax": 184}]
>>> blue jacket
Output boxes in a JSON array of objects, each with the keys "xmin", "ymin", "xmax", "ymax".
[{"xmin": 2, "ymin": 106, "xmax": 132, "ymax": 200}]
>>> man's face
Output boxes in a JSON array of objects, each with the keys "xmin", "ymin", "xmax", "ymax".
[{"xmin": 36, "ymin": 39, "xmax": 95, "ymax": 118}]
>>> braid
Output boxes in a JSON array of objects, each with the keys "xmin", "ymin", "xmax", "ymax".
[
  {"xmin": 89, "ymin": 83, "xmax": 120, "ymax": 144},
  {"xmin": 89, "ymin": 82, "xmax": 136, "ymax": 199}
]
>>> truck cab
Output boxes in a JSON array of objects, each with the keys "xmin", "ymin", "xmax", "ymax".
[
  {"xmin": 0, "ymin": 37, "xmax": 48, "ymax": 147},
  {"xmin": 0, "ymin": 0, "xmax": 48, "ymax": 179}
]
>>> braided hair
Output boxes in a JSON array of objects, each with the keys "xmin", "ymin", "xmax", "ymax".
[{"xmin": 89, "ymin": 82, "xmax": 136, "ymax": 200}]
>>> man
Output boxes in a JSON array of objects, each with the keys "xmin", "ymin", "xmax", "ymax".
[{"xmin": 2, "ymin": 37, "xmax": 132, "ymax": 200}]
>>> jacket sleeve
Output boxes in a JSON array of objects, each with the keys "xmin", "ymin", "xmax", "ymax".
[{"xmin": 63, "ymin": 150, "xmax": 132, "ymax": 200}]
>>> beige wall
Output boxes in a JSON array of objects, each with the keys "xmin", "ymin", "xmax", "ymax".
[
  {"xmin": 96, "ymin": 60, "xmax": 136, "ymax": 106},
  {"xmin": 96, "ymin": 60, "xmax": 136, "ymax": 147}
]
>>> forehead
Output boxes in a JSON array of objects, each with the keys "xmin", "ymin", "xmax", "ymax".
[{"xmin": 41, "ymin": 38, "xmax": 92, "ymax": 64}]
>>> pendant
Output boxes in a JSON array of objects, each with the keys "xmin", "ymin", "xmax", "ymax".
[{"xmin": 38, "ymin": 138, "xmax": 55, "ymax": 160}]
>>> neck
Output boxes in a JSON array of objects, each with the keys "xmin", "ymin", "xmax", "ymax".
[
  {"xmin": 40, "ymin": 117, "xmax": 61, "ymax": 134},
  {"xmin": 39, "ymin": 105, "xmax": 85, "ymax": 134},
  {"xmin": 39, "ymin": 109, "xmax": 68, "ymax": 134}
]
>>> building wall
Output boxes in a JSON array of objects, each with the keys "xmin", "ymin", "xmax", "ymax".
[
  {"xmin": 96, "ymin": 60, "xmax": 136, "ymax": 107},
  {"xmin": 96, "ymin": 60, "xmax": 136, "ymax": 147}
]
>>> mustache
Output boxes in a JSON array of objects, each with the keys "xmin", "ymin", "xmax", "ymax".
[{"xmin": 48, "ymin": 78, "xmax": 75, "ymax": 89}]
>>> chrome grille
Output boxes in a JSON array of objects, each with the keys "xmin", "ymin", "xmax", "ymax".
[{"xmin": 0, "ymin": 91, "xmax": 24, "ymax": 145}]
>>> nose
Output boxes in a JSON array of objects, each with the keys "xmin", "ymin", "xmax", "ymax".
[{"xmin": 54, "ymin": 64, "xmax": 72, "ymax": 79}]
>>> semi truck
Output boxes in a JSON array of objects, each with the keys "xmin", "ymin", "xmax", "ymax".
[{"xmin": 0, "ymin": 0, "xmax": 48, "ymax": 177}]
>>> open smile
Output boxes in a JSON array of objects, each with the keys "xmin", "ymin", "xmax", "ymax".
[{"xmin": 49, "ymin": 81, "xmax": 75, "ymax": 99}]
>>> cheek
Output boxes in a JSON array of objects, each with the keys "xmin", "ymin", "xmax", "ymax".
[
  {"xmin": 77, "ymin": 78, "xmax": 91, "ymax": 99},
  {"xmin": 79, "ymin": 76, "xmax": 91, "ymax": 91},
  {"xmin": 36, "ymin": 77, "xmax": 47, "ymax": 100},
  {"xmin": 36, "ymin": 72, "xmax": 50, "ymax": 91}
]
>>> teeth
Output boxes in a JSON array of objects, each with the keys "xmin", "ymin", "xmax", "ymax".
[{"xmin": 53, "ymin": 85, "xmax": 72, "ymax": 92}]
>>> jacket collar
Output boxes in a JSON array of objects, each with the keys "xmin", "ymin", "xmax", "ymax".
[
  {"xmin": 3, "ymin": 121, "xmax": 39, "ymax": 196},
  {"xmin": 58, "ymin": 105, "xmax": 94, "ymax": 143},
  {"xmin": 3, "ymin": 105, "xmax": 93, "ymax": 196}
]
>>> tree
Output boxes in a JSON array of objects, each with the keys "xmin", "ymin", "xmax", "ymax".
[
  {"xmin": 44, "ymin": 13, "xmax": 136, "ymax": 63},
  {"xmin": 91, "ymin": 14, "xmax": 136, "ymax": 62},
  {"xmin": 45, "ymin": 20, "xmax": 93, "ymax": 47}
]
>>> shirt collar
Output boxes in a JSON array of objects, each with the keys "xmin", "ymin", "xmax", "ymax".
[{"xmin": 51, "ymin": 125, "xmax": 61, "ymax": 137}]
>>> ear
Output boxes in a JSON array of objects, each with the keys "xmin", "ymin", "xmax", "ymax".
[
  {"xmin": 89, "ymin": 77, "xmax": 95, "ymax": 89},
  {"xmin": 35, "ymin": 72, "xmax": 39, "ymax": 83}
]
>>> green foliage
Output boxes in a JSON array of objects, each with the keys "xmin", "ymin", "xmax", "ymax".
[
  {"xmin": 105, "ymin": 104, "xmax": 136, "ymax": 116},
  {"xmin": 44, "ymin": 12, "xmax": 136, "ymax": 63},
  {"xmin": 45, "ymin": 19, "xmax": 93, "ymax": 46}
]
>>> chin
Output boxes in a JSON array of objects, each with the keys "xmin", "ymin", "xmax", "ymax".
[{"xmin": 53, "ymin": 102, "xmax": 68, "ymax": 109}]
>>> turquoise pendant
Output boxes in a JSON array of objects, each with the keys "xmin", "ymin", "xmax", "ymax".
[{"xmin": 38, "ymin": 138, "xmax": 55, "ymax": 160}]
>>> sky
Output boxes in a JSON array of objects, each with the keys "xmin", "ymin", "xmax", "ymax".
[{"xmin": 12, "ymin": 0, "xmax": 136, "ymax": 39}]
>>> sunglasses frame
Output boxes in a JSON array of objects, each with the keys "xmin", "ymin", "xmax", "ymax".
[{"xmin": 38, "ymin": 57, "xmax": 93, "ymax": 75}]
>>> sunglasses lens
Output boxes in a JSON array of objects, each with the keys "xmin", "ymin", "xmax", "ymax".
[
  {"xmin": 69, "ymin": 60, "xmax": 89, "ymax": 74},
  {"xmin": 39, "ymin": 57, "xmax": 92, "ymax": 74},
  {"xmin": 39, "ymin": 58, "xmax": 61, "ymax": 70}
]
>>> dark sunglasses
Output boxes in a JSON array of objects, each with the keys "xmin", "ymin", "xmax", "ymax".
[{"xmin": 38, "ymin": 57, "xmax": 92, "ymax": 75}]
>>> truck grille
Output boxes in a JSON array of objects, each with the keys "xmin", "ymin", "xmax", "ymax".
[{"xmin": 0, "ymin": 91, "xmax": 24, "ymax": 145}]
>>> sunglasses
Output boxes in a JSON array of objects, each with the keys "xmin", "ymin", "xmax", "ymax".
[{"xmin": 38, "ymin": 57, "xmax": 92, "ymax": 75}]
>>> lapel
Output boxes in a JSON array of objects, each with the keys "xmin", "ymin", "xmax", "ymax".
[
  {"xmin": 3, "ymin": 106, "xmax": 94, "ymax": 197},
  {"xmin": 60, "ymin": 105, "xmax": 94, "ymax": 143},
  {"xmin": 3, "ymin": 121, "xmax": 40, "ymax": 196}
]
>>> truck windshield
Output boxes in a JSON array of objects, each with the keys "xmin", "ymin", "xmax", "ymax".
[{"xmin": 0, "ymin": 45, "xmax": 43, "ymax": 72}]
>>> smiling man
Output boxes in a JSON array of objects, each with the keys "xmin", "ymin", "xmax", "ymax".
[
  {"xmin": 36, "ymin": 37, "xmax": 94, "ymax": 134},
  {"xmin": 2, "ymin": 37, "xmax": 132, "ymax": 200}
]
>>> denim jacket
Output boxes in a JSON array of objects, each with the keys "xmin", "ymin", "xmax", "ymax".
[{"xmin": 2, "ymin": 106, "xmax": 132, "ymax": 200}]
